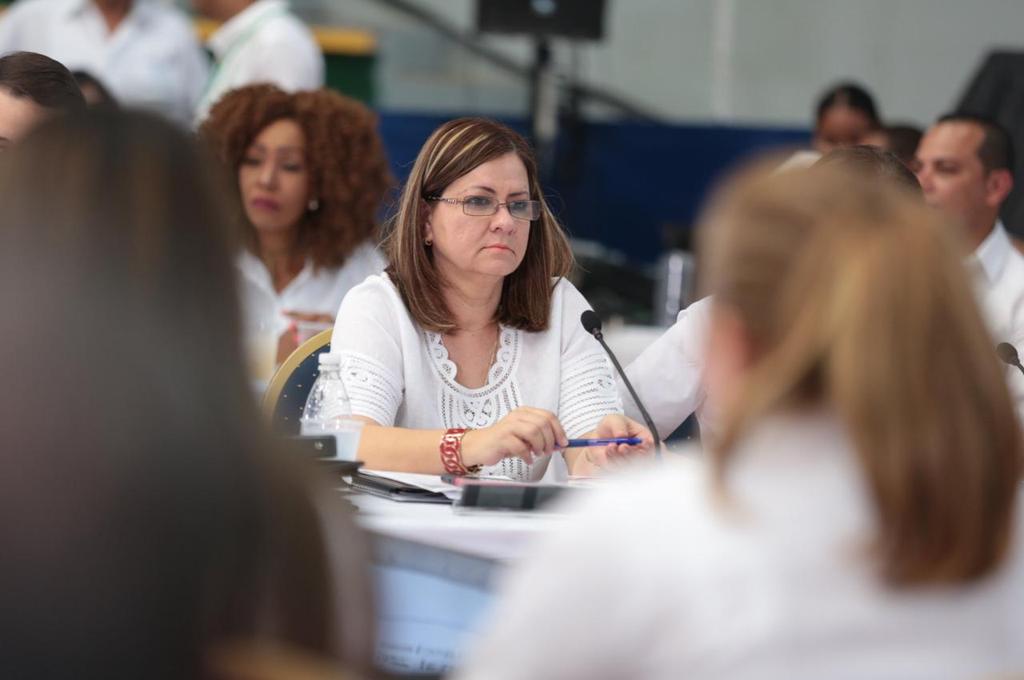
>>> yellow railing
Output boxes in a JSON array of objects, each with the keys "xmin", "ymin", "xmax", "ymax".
[{"xmin": 193, "ymin": 18, "xmax": 376, "ymax": 56}]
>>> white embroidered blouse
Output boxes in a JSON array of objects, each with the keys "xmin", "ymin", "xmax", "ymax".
[{"xmin": 329, "ymin": 274, "xmax": 623, "ymax": 481}]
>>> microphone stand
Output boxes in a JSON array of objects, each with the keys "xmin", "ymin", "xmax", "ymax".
[{"xmin": 587, "ymin": 325, "xmax": 663, "ymax": 458}]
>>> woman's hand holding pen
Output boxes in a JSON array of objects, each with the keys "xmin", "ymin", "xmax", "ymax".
[{"xmin": 567, "ymin": 414, "xmax": 653, "ymax": 476}]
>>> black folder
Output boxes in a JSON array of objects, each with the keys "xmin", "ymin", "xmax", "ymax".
[{"xmin": 349, "ymin": 472, "xmax": 453, "ymax": 504}]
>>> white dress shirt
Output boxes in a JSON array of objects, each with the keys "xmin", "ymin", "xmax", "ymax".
[
  {"xmin": 329, "ymin": 274, "xmax": 624, "ymax": 482},
  {"xmin": 0, "ymin": 0, "xmax": 208, "ymax": 125},
  {"xmin": 456, "ymin": 411, "xmax": 1024, "ymax": 680},
  {"xmin": 237, "ymin": 241, "xmax": 384, "ymax": 341},
  {"xmin": 194, "ymin": 0, "xmax": 323, "ymax": 125},
  {"xmin": 969, "ymin": 220, "xmax": 1024, "ymax": 422},
  {"xmin": 623, "ymin": 296, "xmax": 717, "ymax": 439}
]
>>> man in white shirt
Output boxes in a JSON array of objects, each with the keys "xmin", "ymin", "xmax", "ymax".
[
  {"xmin": 0, "ymin": 0, "xmax": 208, "ymax": 126},
  {"xmin": 191, "ymin": 0, "xmax": 324, "ymax": 125},
  {"xmin": 914, "ymin": 113, "xmax": 1024, "ymax": 419}
]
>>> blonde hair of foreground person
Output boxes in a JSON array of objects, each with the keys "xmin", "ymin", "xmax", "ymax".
[
  {"xmin": 700, "ymin": 164, "xmax": 1022, "ymax": 585},
  {"xmin": 454, "ymin": 164, "xmax": 1024, "ymax": 680}
]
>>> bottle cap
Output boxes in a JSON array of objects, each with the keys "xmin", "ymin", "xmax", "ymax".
[{"xmin": 317, "ymin": 353, "xmax": 342, "ymax": 367}]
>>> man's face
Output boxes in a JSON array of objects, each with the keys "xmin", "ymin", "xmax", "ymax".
[
  {"xmin": 913, "ymin": 122, "xmax": 999, "ymax": 236},
  {"xmin": 0, "ymin": 86, "xmax": 48, "ymax": 150}
]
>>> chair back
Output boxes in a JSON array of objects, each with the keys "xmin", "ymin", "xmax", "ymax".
[{"xmin": 263, "ymin": 329, "xmax": 333, "ymax": 434}]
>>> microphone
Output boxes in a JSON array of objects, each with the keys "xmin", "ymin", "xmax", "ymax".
[
  {"xmin": 997, "ymin": 342, "xmax": 1024, "ymax": 379},
  {"xmin": 581, "ymin": 310, "xmax": 662, "ymax": 455}
]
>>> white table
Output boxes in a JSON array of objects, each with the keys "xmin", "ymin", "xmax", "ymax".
[{"xmin": 351, "ymin": 492, "xmax": 566, "ymax": 562}]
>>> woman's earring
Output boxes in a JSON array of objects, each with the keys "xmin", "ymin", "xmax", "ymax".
[
  {"xmin": 308, "ymin": 198, "xmax": 320, "ymax": 212},
  {"xmin": 424, "ymin": 238, "xmax": 433, "ymax": 247}
]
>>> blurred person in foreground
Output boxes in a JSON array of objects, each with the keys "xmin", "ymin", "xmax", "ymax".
[
  {"xmin": 0, "ymin": 109, "xmax": 374, "ymax": 679},
  {"xmin": 623, "ymin": 145, "xmax": 921, "ymax": 443},
  {"xmin": 192, "ymin": 0, "xmax": 324, "ymax": 125},
  {"xmin": 914, "ymin": 113, "xmax": 1024, "ymax": 418},
  {"xmin": 812, "ymin": 81, "xmax": 881, "ymax": 155},
  {"xmin": 329, "ymin": 117, "xmax": 652, "ymax": 479},
  {"xmin": 0, "ymin": 50, "xmax": 84, "ymax": 148},
  {"xmin": 200, "ymin": 84, "xmax": 393, "ymax": 371},
  {"xmin": 0, "ymin": 0, "xmax": 207, "ymax": 126},
  {"xmin": 456, "ymin": 165, "xmax": 1024, "ymax": 679}
]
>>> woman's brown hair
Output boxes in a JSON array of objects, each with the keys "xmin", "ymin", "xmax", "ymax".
[
  {"xmin": 698, "ymin": 164, "xmax": 1022, "ymax": 586},
  {"xmin": 199, "ymin": 84, "xmax": 393, "ymax": 269},
  {"xmin": 0, "ymin": 110, "xmax": 374, "ymax": 677},
  {"xmin": 382, "ymin": 117, "xmax": 574, "ymax": 333}
]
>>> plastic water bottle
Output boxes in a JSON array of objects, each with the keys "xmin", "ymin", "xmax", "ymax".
[{"xmin": 300, "ymin": 354, "xmax": 363, "ymax": 460}]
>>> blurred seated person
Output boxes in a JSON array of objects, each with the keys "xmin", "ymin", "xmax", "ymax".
[
  {"xmin": 0, "ymin": 0, "xmax": 207, "ymax": 126},
  {"xmin": 200, "ymin": 84, "xmax": 393, "ymax": 371},
  {"xmin": 457, "ymin": 165, "xmax": 1024, "ymax": 680},
  {"xmin": 191, "ymin": 0, "xmax": 324, "ymax": 124},
  {"xmin": 330, "ymin": 117, "xmax": 652, "ymax": 480},
  {"xmin": 624, "ymin": 145, "xmax": 921, "ymax": 442},
  {"xmin": 812, "ymin": 81, "xmax": 881, "ymax": 154},
  {"xmin": 863, "ymin": 122, "xmax": 923, "ymax": 167},
  {"xmin": 0, "ymin": 51, "xmax": 84, "ymax": 148},
  {"xmin": 0, "ymin": 109, "xmax": 374, "ymax": 678},
  {"xmin": 71, "ymin": 69, "xmax": 118, "ymax": 108}
]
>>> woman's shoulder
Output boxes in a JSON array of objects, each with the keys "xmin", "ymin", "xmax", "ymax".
[
  {"xmin": 547, "ymin": 277, "xmax": 591, "ymax": 325},
  {"xmin": 550, "ymin": 276, "xmax": 584, "ymax": 302},
  {"xmin": 337, "ymin": 273, "xmax": 403, "ymax": 317}
]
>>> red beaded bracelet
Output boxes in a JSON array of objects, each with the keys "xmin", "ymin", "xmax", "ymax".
[{"xmin": 440, "ymin": 428, "xmax": 482, "ymax": 475}]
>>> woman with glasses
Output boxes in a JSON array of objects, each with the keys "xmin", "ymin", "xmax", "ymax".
[{"xmin": 329, "ymin": 117, "xmax": 652, "ymax": 480}]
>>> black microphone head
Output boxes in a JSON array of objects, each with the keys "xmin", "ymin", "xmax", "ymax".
[
  {"xmin": 997, "ymin": 342, "xmax": 1021, "ymax": 366},
  {"xmin": 580, "ymin": 310, "xmax": 602, "ymax": 336}
]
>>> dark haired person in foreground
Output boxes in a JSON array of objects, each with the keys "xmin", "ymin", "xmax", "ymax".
[
  {"xmin": 0, "ymin": 51, "xmax": 84, "ymax": 148},
  {"xmin": 0, "ymin": 109, "xmax": 374, "ymax": 678},
  {"xmin": 458, "ymin": 165, "xmax": 1024, "ymax": 680}
]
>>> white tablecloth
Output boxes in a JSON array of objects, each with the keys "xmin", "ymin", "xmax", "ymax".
[{"xmin": 350, "ymin": 491, "xmax": 567, "ymax": 563}]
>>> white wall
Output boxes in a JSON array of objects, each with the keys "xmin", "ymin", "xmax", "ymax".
[{"xmin": 298, "ymin": 0, "xmax": 1024, "ymax": 127}]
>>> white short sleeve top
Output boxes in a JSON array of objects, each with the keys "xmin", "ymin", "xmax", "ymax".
[
  {"xmin": 237, "ymin": 240, "xmax": 385, "ymax": 339},
  {"xmin": 330, "ymin": 274, "xmax": 623, "ymax": 481},
  {"xmin": 456, "ymin": 412, "xmax": 1024, "ymax": 680}
]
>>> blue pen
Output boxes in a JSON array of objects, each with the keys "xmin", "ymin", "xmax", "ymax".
[{"xmin": 565, "ymin": 437, "xmax": 643, "ymax": 448}]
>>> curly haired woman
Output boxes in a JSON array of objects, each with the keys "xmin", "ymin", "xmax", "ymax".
[{"xmin": 200, "ymin": 84, "xmax": 393, "ymax": 369}]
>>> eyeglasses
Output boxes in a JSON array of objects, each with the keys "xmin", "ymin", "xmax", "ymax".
[{"xmin": 426, "ymin": 195, "xmax": 541, "ymax": 221}]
